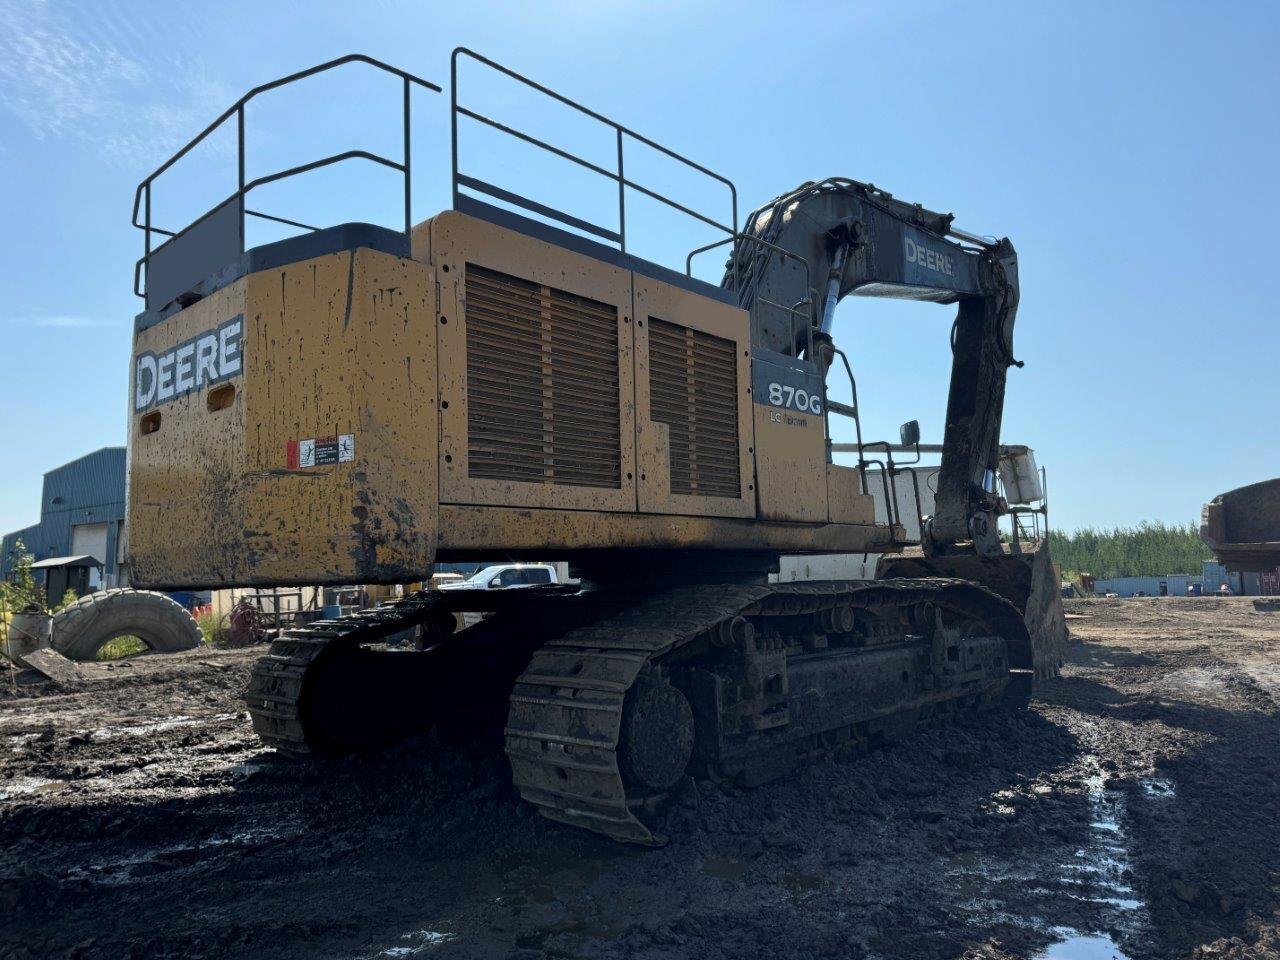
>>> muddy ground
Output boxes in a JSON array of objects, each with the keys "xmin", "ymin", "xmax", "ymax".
[{"xmin": 1, "ymin": 597, "xmax": 1277, "ymax": 960}]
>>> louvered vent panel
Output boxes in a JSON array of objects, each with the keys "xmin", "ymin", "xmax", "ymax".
[
  {"xmin": 648, "ymin": 318, "xmax": 741, "ymax": 498},
  {"xmin": 465, "ymin": 264, "xmax": 621, "ymax": 488}
]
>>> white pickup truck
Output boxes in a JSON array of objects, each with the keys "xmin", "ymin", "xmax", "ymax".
[
  {"xmin": 434, "ymin": 563, "xmax": 561, "ymax": 592},
  {"xmin": 431, "ymin": 563, "xmax": 566, "ymax": 633}
]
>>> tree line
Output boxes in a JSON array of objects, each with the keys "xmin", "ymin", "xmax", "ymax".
[{"xmin": 1050, "ymin": 521, "xmax": 1212, "ymax": 580}]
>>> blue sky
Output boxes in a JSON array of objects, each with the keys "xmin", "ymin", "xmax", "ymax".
[{"xmin": 0, "ymin": 0, "xmax": 1276, "ymax": 537}]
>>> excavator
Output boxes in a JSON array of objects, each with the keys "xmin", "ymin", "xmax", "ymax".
[{"xmin": 124, "ymin": 50, "xmax": 1063, "ymax": 844}]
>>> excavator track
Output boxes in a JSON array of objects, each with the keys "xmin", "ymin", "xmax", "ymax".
[
  {"xmin": 506, "ymin": 583, "xmax": 769, "ymax": 843},
  {"xmin": 246, "ymin": 579, "xmax": 1032, "ymax": 846},
  {"xmin": 246, "ymin": 585, "xmax": 586, "ymax": 756},
  {"xmin": 506, "ymin": 578, "xmax": 1033, "ymax": 845},
  {"xmin": 246, "ymin": 593, "xmax": 446, "ymax": 756}
]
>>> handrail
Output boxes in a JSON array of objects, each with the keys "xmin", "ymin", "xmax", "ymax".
[
  {"xmin": 685, "ymin": 232, "xmax": 813, "ymax": 297},
  {"xmin": 132, "ymin": 54, "xmax": 441, "ymax": 302},
  {"xmin": 831, "ymin": 347, "xmax": 866, "ymax": 486},
  {"xmin": 132, "ymin": 54, "xmax": 439, "ymax": 228},
  {"xmin": 1003, "ymin": 464, "xmax": 1050, "ymax": 547},
  {"xmin": 451, "ymin": 47, "xmax": 736, "ymax": 260},
  {"xmin": 758, "ymin": 296, "xmax": 814, "ymax": 361},
  {"xmin": 857, "ymin": 442, "xmax": 922, "ymax": 546},
  {"xmin": 455, "ymin": 105, "xmax": 617, "ymax": 181},
  {"xmin": 860, "ymin": 443, "xmax": 903, "ymax": 531},
  {"xmin": 133, "ymin": 49, "xmax": 737, "ymax": 306},
  {"xmin": 242, "ymin": 149, "xmax": 405, "ymax": 193},
  {"xmin": 825, "ymin": 346, "xmax": 922, "ymax": 548}
]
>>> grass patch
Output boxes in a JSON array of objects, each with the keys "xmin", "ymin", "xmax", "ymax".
[
  {"xmin": 196, "ymin": 611, "xmax": 227, "ymax": 647},
  {"xmin": 96, "ymin": 635, "xmax": 148, "ymax": 660}
]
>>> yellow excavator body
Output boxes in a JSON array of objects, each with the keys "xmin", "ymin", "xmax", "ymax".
[
  {"xmin": 128, "ymin": 210, "xmax": 889, "ymax": 590},
  {"xmin": 123, "ymin": 50, "xmax": 1061, "ymax": 844}
]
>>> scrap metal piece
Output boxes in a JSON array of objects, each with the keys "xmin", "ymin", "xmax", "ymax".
[{"xmin": 18, "ymin": 648, "xmax": 86, "ymax": 686}]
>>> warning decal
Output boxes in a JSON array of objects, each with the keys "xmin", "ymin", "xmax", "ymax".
[{"xmin": 286, "ymin": 434, "xmax": 355, "ymax": 469}]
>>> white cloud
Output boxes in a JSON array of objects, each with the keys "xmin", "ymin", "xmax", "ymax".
[{"xmin": 0, "ymin": 0, "xmax": 234, "ymax": 166}]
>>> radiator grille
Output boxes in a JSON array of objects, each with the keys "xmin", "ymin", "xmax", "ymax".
[
  {"xmin": 465, "ymin": 264, "xmax": 621, "ymax": 488},
  {"xmin": 648, "ymin": 318, "xmax": 741, "ymax": 498}
]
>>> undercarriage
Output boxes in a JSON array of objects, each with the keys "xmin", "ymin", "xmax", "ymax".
[{"xmin": 247, "ymin": 576, "xmax": 1033, "ymax": 844}]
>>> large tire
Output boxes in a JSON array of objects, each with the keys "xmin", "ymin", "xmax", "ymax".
[{"xmin": 52, "ymin": 589, "xmax": 203, "ymax": 661}]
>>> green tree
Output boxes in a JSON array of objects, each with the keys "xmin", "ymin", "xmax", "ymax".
[
  {"xmin": 0, "ymin": 539, "xmax": 45, "ymax": 613},
  {"xmin": 1052, "ymin": 521, "xmax": 1213, "ymax": 580}
]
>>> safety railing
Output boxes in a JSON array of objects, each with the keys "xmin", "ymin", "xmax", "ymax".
[
  {"xmin": 858, "ymin": 443, "xmax": 924, "ymax": 548},
  {"xmin": 1003, "ymin": 465, "xmax": 1049, "ymax": 550},
  {"xmin": 825, "ymin": 345, "xmax": 924, "ymax": 547},
  {"xmin": 132, "ymin": 46, "xmax": 811, "ymax": 358},
  {"xmin": 132, "ymin": 54, "xmax": 441, "ymax": 307},
  {"xmin": 451, "ymin": 47, "xmax": 737, "ymax": 263}
]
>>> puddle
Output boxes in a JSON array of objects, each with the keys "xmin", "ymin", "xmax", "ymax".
[
  {"xmin": 0, "ymin": 776, "xmax": 68, "ymax": 800},
  {"xmin": 1035, "ymin": 927, "xmax": 1130, "ymax": 959},
  {"xmin": 69, "ymin": 825, "xmax": 298, "ymax": 885},
  {"xmin": 91, "ymin": 713, "xmax": 238, "ymax": 740},
  {"xmin": 950, "ymin": 757, "xmax": 1148, "ymax": 952},
  {"xmin": 361, "ymin": 930, "xmax": 455, "ymax": 958},
  {"xmin": 1067, "ymin": 771, "xmax": 1141, "ymax": 913}
]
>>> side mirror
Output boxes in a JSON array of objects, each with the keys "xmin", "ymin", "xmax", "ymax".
[
  {"xmin": 488, "ymin": 577, "xmax": 502, "ymax": 588},
  {"xmin": 899, "ymin": 419, "xmax": 920, "ymax": 447}
]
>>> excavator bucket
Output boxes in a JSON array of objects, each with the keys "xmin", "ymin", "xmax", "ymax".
[
  {"xmin": 878, "ymin": 541, "xmax": 1069, "ymax": 680},
  {"xmin": 1201, "ymin": 477, "xmax": 1280, "ymax": 573}
]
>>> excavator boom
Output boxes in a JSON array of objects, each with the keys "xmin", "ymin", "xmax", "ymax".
[
  {"xmin": 725, "ymin": 177, "xmax": 1019, "ymax": 554},
  {"xmin": 726, "ymin": 178, "xmax": 1065, "ymax": 675}
]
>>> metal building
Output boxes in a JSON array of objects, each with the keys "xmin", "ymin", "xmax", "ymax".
[
  {"xmin": 1200, "ymin": 560, "xmax": 1267, "ymax": 596},
  {"xmin": 0, "ymin": 447, "xmax": 127, "ymax": 591},
  {"xmin": 1093, "ymin": 573, "xmax": 1207, "ymax": 597}
]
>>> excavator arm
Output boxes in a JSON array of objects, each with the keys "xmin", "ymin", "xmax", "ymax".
[
  {"xmin": 726, "ymin": 179, "xmax": 1068, "ymax": 680},
  {"xmin": 723, "ymin": 177, "xmax": 1020, "ymax": 557}
]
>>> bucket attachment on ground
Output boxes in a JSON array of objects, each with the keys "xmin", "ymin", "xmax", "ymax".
[{"xmin": 878, "ymin": 540, "xmax": 1070, "ymax": 680}]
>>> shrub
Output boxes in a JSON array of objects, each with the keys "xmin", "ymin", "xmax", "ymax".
[
  {"xmin": 196, "ymin": 610, "xmax": 228, "ymax": 647},
  {"xmin": 96, "ymin": 636, "xmax": 148, "ymax": 660},
  {"xmin": 0, "ymin": 539, "xmax": 44, "ymax": 614}
]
